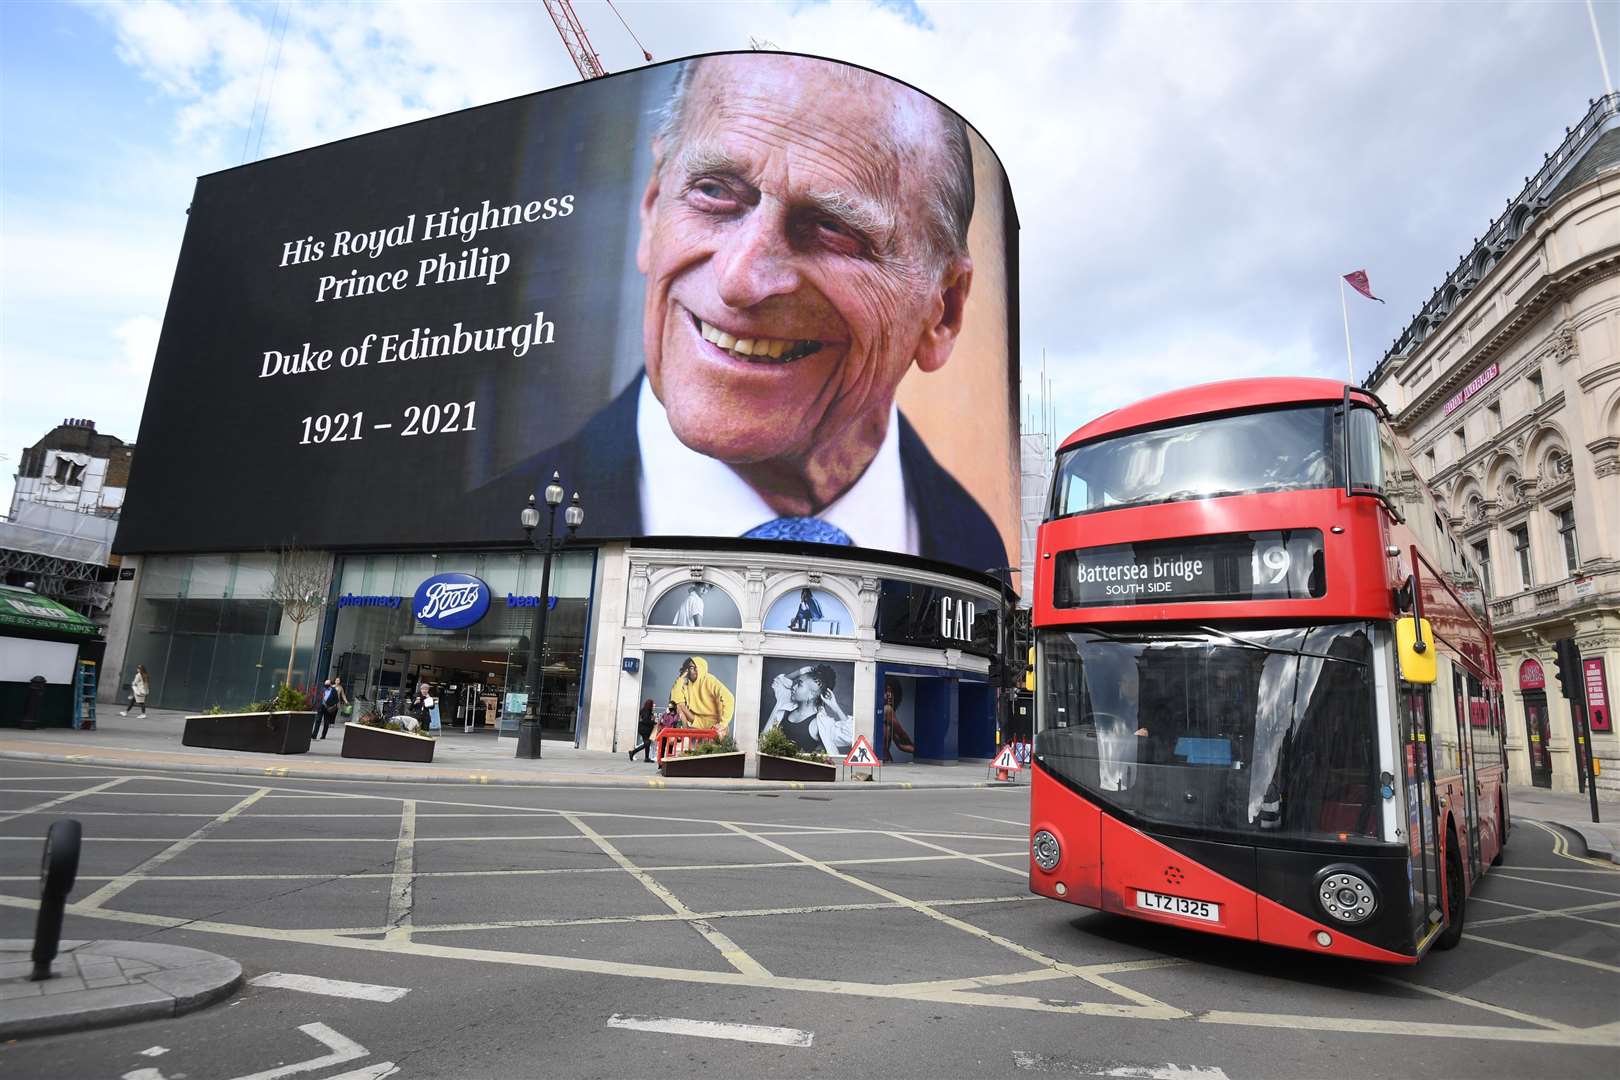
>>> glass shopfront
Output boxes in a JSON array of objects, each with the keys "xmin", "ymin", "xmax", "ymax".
[
  {"xmin": 324, "ymin": 550, "xmax": 596, "ymax": 739},
  {"xmin": 122, "ymin": 553, "xmax": 315, "ymax": 712}
]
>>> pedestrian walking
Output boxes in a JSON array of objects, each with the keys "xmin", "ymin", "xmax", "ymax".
[
  {"xmin": 628, "ymin": 698, "xmax": 656, "ymax": 762},
  {"xmin": 316, "ymin": 678, "xmax": 341, "ymax": 740},
  {"xmin": 425, "ymin": 685, "xmax": 441, "ymax": 731},
  {"xmin": 120, "ymin": 665, "xmax": 151, "ymax": 716},
  {"xmin": 333, "ymin": 676, "xmax": 351, "ymax": 727}
]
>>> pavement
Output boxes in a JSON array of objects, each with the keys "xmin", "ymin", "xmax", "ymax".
[
  {"xmin": 0, "ymin": 938, "xmax": 241, "ymax": 1039},
  {"xmin": 1506, "ymin": 783, "xmax": 1620, "ymax": 865},
  {"xmin": 0, "ymin": 759, "xmax": 1616, "ymax": 1079},
  {"xmin": 0, "ymin": 708, "xmax": 1017, "ymax": 791}
]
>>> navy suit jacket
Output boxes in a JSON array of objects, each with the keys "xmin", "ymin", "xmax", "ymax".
[{"xmin": 475, "ymin": 375, "xmax": 1008, "ymax": 574}]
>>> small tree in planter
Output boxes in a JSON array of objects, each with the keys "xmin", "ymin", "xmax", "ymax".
[
  {"xmin": 756, "ymin": 726, "xmax": 838, "ymax": 782},
  {"xmin": 182, "ymin": 682, "xmax": 316, "ymax": 755},
  {"xmin": 660, "ymin": 732, "xmax": 746, "ymax": 779},
  {"xmin": 267, "ymin": 545, "xmax": 332, "ymax": 689}
]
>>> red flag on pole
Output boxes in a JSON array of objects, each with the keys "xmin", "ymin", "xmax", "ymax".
[{"xmin": 1343, "ymin": 270, "xmax": 1384, "ymax": 303}]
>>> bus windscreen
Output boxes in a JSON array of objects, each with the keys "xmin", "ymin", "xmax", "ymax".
[
  {"xmin": 1036, "ymin": 623, "xmax": 1380, "ymax": 842},
  {"xmin": 1049, "ymin": 405, "xmax": 1342, "ymax": 518}
]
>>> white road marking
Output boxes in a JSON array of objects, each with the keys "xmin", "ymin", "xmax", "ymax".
[
  {"xmin": 720, "ymin": 820, "xmax": 1182, "ymax": 1014},
  {"xmin": 0, "ymin": 777, "xmax": 127, "ymax": 824},
  {"xmin": 1464, "ymin": 933, "xmax": 1620, "ymax": 974},
  {"xmin": 225, "ymin": 1022, "xmax": 369, "ymax": 1080},
  {"xmin": 1471, "ymin": 896, "xmax": 1620, "ymax": 929},
  {"xmin": 121, "ymin": 1069, "xmax": 167, "ymax": 1080},
  {"xmin": 322, "ymin": 1064, "xmax": 399, "ymax": 1080},
  {"xmin": 1010, "ymin": 1052, "xmax": 1228, "ymax": 1077},
  {"xmin": 1493, "ymin": 872, "xmax": 1620, "ymax": 897},
  {"xmin": 386, "ymin": 800, "xmax": 416, "ymax": 941},
  {"xmin": 607, "ymin": 1013, "xmax": 812, "ymax": 1047},
  {"xmin": 886, "ymin": 830, "xmax": 1026, "ymax": 876},
  {"xmin": 0, "ymin": 890, "xmax": 1616, "ymax": 1047},
  {"xmin": 139, "ymin": 1046, "xmax": 169, "ymax": 1057},
  {"xmin": 77, "ymin": 787, "xmax": 271, "ymax": 909},
  {"xmin": 1373, "ymin": 975, "xmax": 1574, "ymax": 1031},
  {"xmin": 959, "ymin": 812, "xmax": 1030, "ymax": 828},
  {"xmin": 249, "ymin": 972, "xmax": 410, "ymax": 1002},
  {"xmin": 564, "ymin": 811, "xmax": 769, "ymax": 977}
]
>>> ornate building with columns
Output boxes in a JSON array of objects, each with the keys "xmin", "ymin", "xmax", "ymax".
[{"xmin": 1366, "ymin": 93, "xmax": 1620, "ymax": 796}]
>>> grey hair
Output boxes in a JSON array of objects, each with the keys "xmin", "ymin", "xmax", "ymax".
[{"xmin": 654, "ymin": 57, "xmax": 975, "ymax": 265}]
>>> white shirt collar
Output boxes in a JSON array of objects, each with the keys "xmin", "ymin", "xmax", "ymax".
[{"xmin": 637, "ymin": 377, "xmax": 918, "ymax": 554}]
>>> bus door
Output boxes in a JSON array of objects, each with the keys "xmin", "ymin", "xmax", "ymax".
[
  {"xmin": 1398, "ymin": 687, "xmax": 1443, "ymax": 940},
  {"xmin": 1452, "ymin": 671, "xmax": 1482, "ymax": 877}
]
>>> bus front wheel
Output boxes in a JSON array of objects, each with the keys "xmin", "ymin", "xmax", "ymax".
[{"xmin": 1435, "ymin": 832, "xmax": 1467, "ymax": 951}]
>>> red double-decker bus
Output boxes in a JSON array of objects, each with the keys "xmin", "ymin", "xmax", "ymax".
[{"xmin": 1028, "ymin": 378, "xmax": 1507, "ymax": 963}]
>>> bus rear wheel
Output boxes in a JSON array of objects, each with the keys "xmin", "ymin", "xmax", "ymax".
[{"xmin": 1435, "ymin": 832, "xmax": 1467, "ymax": 951}]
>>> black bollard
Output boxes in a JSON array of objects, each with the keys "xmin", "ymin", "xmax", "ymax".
[
  {"xmin": 20, "ymin": 675, "xmax": 46, "ymax": 730},
  {"xmin": 31, "ymin": 819, "xmax": 82, "ymax": 981}
]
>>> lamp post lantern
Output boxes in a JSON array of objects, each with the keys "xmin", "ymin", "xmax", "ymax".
[{"xmin": 517, "ymin": 473, "xmax": 581, "ymax": 760}]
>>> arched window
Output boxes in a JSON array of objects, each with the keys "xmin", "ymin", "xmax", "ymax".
[
  {"xmin": 764, "ymin": 588, "xmax": 852, "ymax": 636},
  {"xmin": 1508, "ymin": 205, "xmax": 1532, "ymax": 240},
  {"xmin": 648, "ymin": 582, "xmax": 741, "ymax": 629}
]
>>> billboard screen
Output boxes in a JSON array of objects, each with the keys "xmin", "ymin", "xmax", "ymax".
[{"xmin": 116, "ymin": 52, "xmax": 1018, "ymax": 575}]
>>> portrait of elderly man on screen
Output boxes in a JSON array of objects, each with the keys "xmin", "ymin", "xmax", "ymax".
[{"xmin": 485, "ymin": 54, "xmax": 1005, "ymax": 569}]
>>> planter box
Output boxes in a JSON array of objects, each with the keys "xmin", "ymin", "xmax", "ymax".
[
  {"xmin": 182, "ymin": 711, "xmax": 314, "ymax": 754},
  {"xmin": 757, "ymin": 753, "xmax": 837, "ymax": 783},
  {"xmin": 340, "ymin": 723, "xmax": 436, "ymax": 763},
  {"xmin": 660, "ymin": 751, "xmax": 746, "ymax": 779}
]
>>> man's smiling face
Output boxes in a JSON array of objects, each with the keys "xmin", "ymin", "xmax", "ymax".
[{"xmin": 637, "ymin": 55, "xmax": 971, "ymax": 473}]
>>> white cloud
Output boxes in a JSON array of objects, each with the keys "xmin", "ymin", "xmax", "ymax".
[
  {"xmin": 4, "ymin": 0, "xmax": 1615, "ymax": 516},
  {"xmin": 113, "ymin": 315, "xmax": 162, "ymax": 381}
]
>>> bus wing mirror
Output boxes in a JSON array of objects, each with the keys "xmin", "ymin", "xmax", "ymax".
[{"xmin": 1396, "ymin": 617, "xmax": 1437, "ymax": 685}]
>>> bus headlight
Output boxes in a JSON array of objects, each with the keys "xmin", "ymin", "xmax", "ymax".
[
  {"xmin": 1315, "ymin": 865, "xmax": 1378, "ymax": 925},
  {"xmin": 1032, "ymin": 830, "xmax": 1061, "ymax": 872}
]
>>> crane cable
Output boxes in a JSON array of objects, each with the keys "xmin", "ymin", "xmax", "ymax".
[{"xmin": 604, "ymin": 0, "xmax": 654, "ymax": 61}]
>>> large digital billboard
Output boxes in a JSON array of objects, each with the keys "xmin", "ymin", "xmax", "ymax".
[{"xmin": 116, "ymin": 52, "xmax": 1019, "ymax": 575}]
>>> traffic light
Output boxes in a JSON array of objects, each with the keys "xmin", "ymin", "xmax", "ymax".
[
  {"xmin": 1024, "ymin": 646, "xmax": 1035, "ymax": 692},
  {"xmin": 1551, "ymin": 638, "xmax": 1582, "ymax": 703}
]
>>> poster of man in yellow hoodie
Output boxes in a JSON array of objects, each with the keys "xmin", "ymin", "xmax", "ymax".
[{"xmin": 671, "ymin": 656, "xmax": 736, "ymax": 736}]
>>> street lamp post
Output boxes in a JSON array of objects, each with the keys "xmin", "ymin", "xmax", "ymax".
[{"xmin": 517, "ymin": 472, "xmax": 583, "ymax": 760}]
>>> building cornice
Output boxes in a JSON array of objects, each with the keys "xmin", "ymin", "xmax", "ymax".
[{"xmin": 1390, "ymin": 251, "xmax": 1616, "ymax": 427}]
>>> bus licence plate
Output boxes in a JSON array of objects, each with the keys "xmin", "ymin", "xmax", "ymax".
[{"xmin": 1136, "ymin": 889, "xmax": 1219, "ymax": 923}]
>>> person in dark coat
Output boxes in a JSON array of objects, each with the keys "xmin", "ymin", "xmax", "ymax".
[{"xmin": 628, "ymin": 698, "xmax": 657, "ymax": 762}]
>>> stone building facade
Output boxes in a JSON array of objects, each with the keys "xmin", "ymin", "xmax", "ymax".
[{"xmin": 1366, "ymin": 93, "xmax": 1620, "ymax": 796}]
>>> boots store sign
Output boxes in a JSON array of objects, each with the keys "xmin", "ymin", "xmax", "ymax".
[
  {"xmin": 413, "ymin": 573, "xmax": 491, "ymax": 629},
  {"xmin": 875, "ymin": 581, "xmax": 997, "ymax": 657}
]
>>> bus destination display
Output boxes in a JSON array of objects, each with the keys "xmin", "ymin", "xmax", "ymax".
[{"xmin": 1053, "ymin": 530, "xmax": 1326, "ymax": 608}]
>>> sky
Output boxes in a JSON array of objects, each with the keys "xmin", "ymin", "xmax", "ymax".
[{"xmin": 2, "ymin": 0, "xmax": 1617, "ymax": 513}]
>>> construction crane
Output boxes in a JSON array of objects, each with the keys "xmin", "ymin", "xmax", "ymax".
[
  {"xmin": 542, "ymin": 0, "xmax": 653, "ymax": 82},
  {"xmin": 543, "ymin": 1, "xmax": 607, "ymax": 80}
]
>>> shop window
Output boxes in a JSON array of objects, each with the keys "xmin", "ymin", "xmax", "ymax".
[
  {"xmin": 764, "ymin": 588, "xmax": 852, "ymax": 636},
  {"xmin": 648, "ymin": 581, "xmax": 741, "ymax": 629}
]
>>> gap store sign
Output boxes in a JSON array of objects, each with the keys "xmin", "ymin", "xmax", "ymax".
[{"xmin": 412, "ymin": 573, "xmax": 491, "ymax": 630}]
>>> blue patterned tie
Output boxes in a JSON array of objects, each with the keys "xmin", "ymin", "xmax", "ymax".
[{"xmin": 742, "ymin": 517, "xmax": 854, "ymax": 545}]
